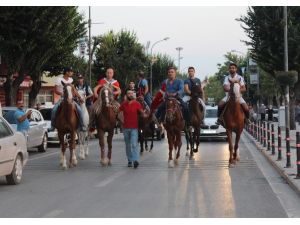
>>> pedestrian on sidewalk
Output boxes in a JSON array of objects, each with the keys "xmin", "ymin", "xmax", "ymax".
[
  {"xmin": 295, "ymin": 101, "xmax": 300, "ymax": 125},
  {"xmin": 14, "ymin": 101, "xmax": 32, "ymax": 139},
  {"xmin": 267, "ymin": 105, "xmax": 274, "ymax": 121},
  {"xmin": 259, "ymin": 103, "xmax": 266, "ymax": 121},
  {"xmin": 119, "ymin": 89, "xmax": 145, "ymax": 168}
]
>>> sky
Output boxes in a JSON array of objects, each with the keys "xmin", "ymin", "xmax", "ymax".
[{"xmin": 77, "ymin": 6, "xmax": 250, "ymax": 80}]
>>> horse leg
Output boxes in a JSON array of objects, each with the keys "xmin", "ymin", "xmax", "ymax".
[
  {"xmin": 84, "ymin": 131, "xmax": 89, "ymax": 157},
  {"xmin": 226, "ymin": 130, "xmax": 234, "ymax": 167},
  {"xmin": 70, "ymin": 132, "xmax": 78, "ymax": 168},
  {"xmin": 98, "ymin": 129, "xmax": 106, "ymax": 166},
  {"xmin": 185, "ymin": 126, "xmax": 190, "ymax": 157},
  {"xmin": 59, "ymin": 133, "xmax": 67, "ymax": 169},
  {"xmin": 107, "ymin": 130, "xmax": 113, "ymax": 166},
  {"xmin": 150, "ymin": 127, "xmax": 154, "ymax": 151},
  {"xmin": 167, "ymin": 133, "xmax": 175, "ymax": 168},
  {"xmin": 145, "ymin": 138, "xmax": 149, "ymax": 151},
  {"xmin": 234, "ymin": 131, "xmax": 241, "ymax": 163},
  {"xmin": 139, "ymin": 130, "xmax": 144, "ymax": 154},
  {"xmin": 175, "ymin": 131, "xmax": 182, "ymax": 165},
  {"xmin": 78, "ymin": 131, "xmax": 85, "ymax": 160}
]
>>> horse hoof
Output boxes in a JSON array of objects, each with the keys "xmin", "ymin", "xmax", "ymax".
[
  {"xmin": 228, "ymin": 163, "xmax": 235, "ymax": 168},
  {"xmin": 62, "ymin": 165, "xmax": 68, "ymax": 170},
  {"xmin": 174, "ymin": 159, "xmax": 179, "ymax": 165},
  {"xmin": 79, "ymin": 156, "xmax": 85, "ymax": 160},
  {"xmin": 168, "ymin": 160, "xmax": 175, "ymax": 168},
  {"xmin": 189, "ymin": 155, "xmax": 195, "ymax": 160},
  {"xmin": 236, "ymin": 156, "xmax": 240, "ymax": 162},
  {"xmin": 108, "ymin": 161, "xmax": 112, "ymax": 166},
  {"xmin": 193, "ymin": 148, "xmax": 198, "ymax": 153}
]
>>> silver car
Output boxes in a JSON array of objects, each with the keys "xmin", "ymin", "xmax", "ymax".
[
  {"xmin": 200, "ymin": 105, "xmax": 227, "ymax": 141},
  {"xmin": 39, "ymin": 107, "xmax": 59, "ymax": 144},
  {"xmin": 2, "ymin": 107, "xmax": 48, "ymax": 152},
  {"xmin": 0, "ymin": 116, "xmax": 28, "ymax": 184}
]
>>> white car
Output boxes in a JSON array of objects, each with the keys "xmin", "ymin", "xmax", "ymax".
[
  {"xmin": 2, "ymin": 107, "xmax": 48, "ymax": 152},
  {"xmin": 0, "ymin": 116, "xmax": 28, "ymax": 184},
  {"xmin": 39, "ymin": 108, "xmax": 59, "ymax": 144},
  {"xmin": 200, "ymin": 105, "xmax": 227, "ymax": 141}
]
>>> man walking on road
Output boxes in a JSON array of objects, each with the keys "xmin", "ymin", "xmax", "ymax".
[{"xmin": 119, "ymin": 89, "xmax": 145, "ymax": 169}]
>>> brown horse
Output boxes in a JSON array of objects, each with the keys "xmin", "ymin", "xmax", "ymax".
[
  {"xmin": 187, "ymin": 83, "xmax": 204, "ymax": 159},
  {"xmin": 93, "ymin": 85, "xmax": 118, "ymax": 166},
  {"xmin": 55, "ymin": 82, "xmax": 79, "ymax": 169},
  {"xmin": 136, "ymin": 96, "xmax": 155, "ymax": 154},
  {"xmin": 164, "ymin": 97, "xmax": 185, "ymax": 168},
  {"xmin": 222, "ymin": 82, "xmax": 244, "ymax": 167}
]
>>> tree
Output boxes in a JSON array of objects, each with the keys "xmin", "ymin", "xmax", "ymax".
[
  {"xmin": 93, "ymin": 30, "xmax": 147, "ymax": 91},
  {"xmin": 239, "ymin": 6, "xmax": 300, "ymax": 129},
  {"xmin": 0, "ymin": 6, "xmax": 86, "ymax": 106}
]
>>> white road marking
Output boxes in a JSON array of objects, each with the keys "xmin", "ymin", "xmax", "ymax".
[
  {"xmin": 95, "ymin": 170, "xmax": 127, "ymax": 187},
  {"xmin": 28, "ymin": 151, "xmax": 59, "ymax": 161},
  {"xmin": 42, "ymin": 209, "xmax": 64, "ymax": 218}
]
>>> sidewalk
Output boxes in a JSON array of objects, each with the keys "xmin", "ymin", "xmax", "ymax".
[{"xmin": 244, "ymin": 123, "xmax": 300, "ymax": 197}]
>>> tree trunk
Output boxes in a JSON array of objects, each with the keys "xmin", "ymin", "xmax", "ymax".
[
  {"xmin": 3, "ymin": 73, "xmax": 24, "ymax": 106},
  {"xmin": 28, "ymin": 72, "xmax": 42, "ymax": 108}
]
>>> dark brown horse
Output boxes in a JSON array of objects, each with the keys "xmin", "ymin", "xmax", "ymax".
[
  {"xmin": 187, "ymin": 83, "xmax": 204, "ymax": 159},
  {"xmin": 93, "ymin": 85, "xmax": 118, "ymax": 166},
  {"xmin": 164, "ymin": 97, "xmax": 185, "ymax": 167},
  {"xmin": 55, "ymin": 82, "xmax": 79, "ymax": 169},
  {"xmin": 136, "ymin": 96, "xmax": 155, "ymax": 154},
  {"xmin": 222, "ymin": 82, "xmax": 244, "ymax": 167}
]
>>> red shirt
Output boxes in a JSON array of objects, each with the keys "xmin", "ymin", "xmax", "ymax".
[
  {"xmin": 119, "ymin": 100, "xmax": 142, "ymax": 129},
  {"xmin": 97, "ymin": 78, "xmax": 120, "ymax": 99}
]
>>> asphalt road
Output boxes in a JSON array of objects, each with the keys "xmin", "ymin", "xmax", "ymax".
[{"xmin": 0, "ymin": 133, "xmax": 299, "ymax": 218}]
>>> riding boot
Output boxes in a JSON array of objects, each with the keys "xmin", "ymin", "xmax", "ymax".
[
  {"xmin": 242, "ymin": 104, "xmax": 251, "ymax": 125},
  {"xmin": 215, "ymin": 106, "xmax": 224, "ymax": 125}
]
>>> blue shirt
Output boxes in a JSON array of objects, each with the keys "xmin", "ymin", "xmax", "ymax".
[
  {"xmin": 14, "ymin": 109, "xmax": 30, "ymax": 132},
  {"xmin": 162, "ymin": 78, "xmax": 184, "ymax": 97},
  {"xmin": 184, "ymin": 77, "xmax": 201, "ymax": 94}
]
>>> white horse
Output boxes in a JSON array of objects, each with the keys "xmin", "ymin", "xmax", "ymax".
[{"xmin": 77, "ymin": 89, "xmax": 90, "ymax": 160}]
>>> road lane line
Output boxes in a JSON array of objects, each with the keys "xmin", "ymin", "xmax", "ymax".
[
  {"xmin": 28, "ymin": 151, "xmax": 59, "ymax": 161},
  {"xmin": 95, "ymin": 170, "xmax": 127, "ymax": 187},
  {"xmin": 42, "ymin": 209, "xmax": 64, "ymax": 218}
]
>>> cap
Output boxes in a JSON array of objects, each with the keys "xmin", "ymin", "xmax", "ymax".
[
  {"xmin": 63, "ymin": 67, "xmax": 73, "ymax": 74},
  {"xmin": 78, "ymin": 74, "xmax": 84, "ymax": 79}
]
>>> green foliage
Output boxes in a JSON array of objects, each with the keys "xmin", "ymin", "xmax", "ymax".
[{"xmin": 93, "ymin": 30, "xmax": 147, "ymax": 89}]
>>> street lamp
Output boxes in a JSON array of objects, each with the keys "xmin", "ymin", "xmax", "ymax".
[
  {"xmin": 149, "ymin": 37, "xmax": 170, "ymax": 95},
  {"xmin": 175, "ymin": 47, "xmax": 183, "ymax": 72}
]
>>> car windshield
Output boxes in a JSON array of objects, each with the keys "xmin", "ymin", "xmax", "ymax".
[
  {"xmin": 205, "ymin": 109, "xmax": 218, "ymax": 118},
  {"xmin": 3, "ymin": 110, "xmax": 17, "ymax": 124},
  {"xmin": 39, "ymin": 109, "xmax": 52, "ymax": 120}
]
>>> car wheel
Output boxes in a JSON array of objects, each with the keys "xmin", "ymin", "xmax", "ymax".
[
  {"xmin": 6, "ymin": 155, "xmax": 23, "ymax": 185},
  {"xmin": 38, "ymin": 133, "xmax": 48, "ymax": 152}
]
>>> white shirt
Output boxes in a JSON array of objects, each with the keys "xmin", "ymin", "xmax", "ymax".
[
  {"xmin": 223, "ymin": 73, "xmax": 245, "ymax": 96},
  {"xmin": 55, "ymin": 76, "xmax": 73, "ymax": 96}
]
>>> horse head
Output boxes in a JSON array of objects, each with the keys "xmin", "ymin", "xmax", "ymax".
[
  {"xmin": 165, "ymin": 97, "xmax": 180, "ymax": 122},
  {"xmin": 62, "ymin": 81, "xmax": 76, "ymax": 103},
  {"xmin": 100, "ymin": 85, "xmax": 114, "ymax": 107},
  {"xmin": 191, "ymin": 83, "xmax": 203, "ymax": 99},
  {"xmin": 229, "ymin": 81, "xmax": 241, "ymax": 102}
]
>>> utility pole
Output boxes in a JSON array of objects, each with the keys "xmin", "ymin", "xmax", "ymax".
[
  {"xmin": 88, "ymin": 6, "xmax": 92, "ymax": 86},
  {"xmin": 284, "ymin": 6, "xmax": 290, "ymax": 129},
  {"xmin": 175, "ymin": 47, "xmax": 183, "ymax": 72}
]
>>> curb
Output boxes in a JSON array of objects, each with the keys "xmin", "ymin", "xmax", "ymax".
[{"xmin": 244, "ymin": 131, "xmax": 300, "ymax": 198}]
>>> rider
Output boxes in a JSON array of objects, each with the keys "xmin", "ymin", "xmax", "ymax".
[
  {"xmin": 216, "ymin": 62, "xmax": 250, "ymax": 125},
  {"xmin": 50, "ymin": 67, "xmax": 86, "ymax": 131},
  {"xmin": 74, "ymin": 74, "xmax": 94, "ymax": 113},
  {"xmin": 151, "ymin": 66, "xmax": 189, "ymax": 124},
  {"xmin": 90, "ymin": 68, "xmax": 121, "ymax": 127},
  {"xmin": 137, "ymin": 71, "xmax": 152, "ymax": 108},
  {"xmin": 183, "ymin": 66, "xmax": 206, "ymax": 115}
]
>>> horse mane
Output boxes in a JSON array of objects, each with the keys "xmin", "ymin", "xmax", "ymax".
[{"xmin": 93, "ymin": 85, "xmax": 114, "ymax": 116}]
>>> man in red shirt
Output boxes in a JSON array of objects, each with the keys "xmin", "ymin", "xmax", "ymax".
[{"xmin": 119, "ymin": 89, "xmax": 145, "ymax": 168}]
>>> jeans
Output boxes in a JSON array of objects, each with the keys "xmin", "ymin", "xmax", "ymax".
[
  {"xmin": 51, "ymin": 99, "xmax": 85, "ymax": 129},
  {"xmin": 123, "ymin": 128, "xmax": 139, "ymax": 163}
]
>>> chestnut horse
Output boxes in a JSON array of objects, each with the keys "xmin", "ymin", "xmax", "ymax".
[
  {"xmin": 164, "ymin": 97, "xmax": 185, "ymax": 168},
  {"xmin": 222, "ymin": 82, "xmax": 244, "ymax": 167},
  {"xmin": 136, "ymin": 96, "xmax": 155, "ymax": 154},
  {"xmin": 93, "ymin": 85, "xmax": 118, "ymax": 166},
  {"xmin": 55, "ymin": 83, "xmax": 79, "ymax": 169},
  {"xmin": 187, "ymin": 83, "xmax": 204, "ymax": 159}
]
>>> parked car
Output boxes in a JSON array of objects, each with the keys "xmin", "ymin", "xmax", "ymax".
[
  {"xmin": 2, "ymin": 107, "xmax": 48, "ymax": 152},
  {"xmin": 0, "ymin": 115, "xmax": 28, "ymax": 184},
  {"xmin": 200, "ymin": 105, "xmax": 227, "ymax": 141},
  {"xmin": 39, "ymin": 108, "xmax": 59, "ymax": 144}
]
